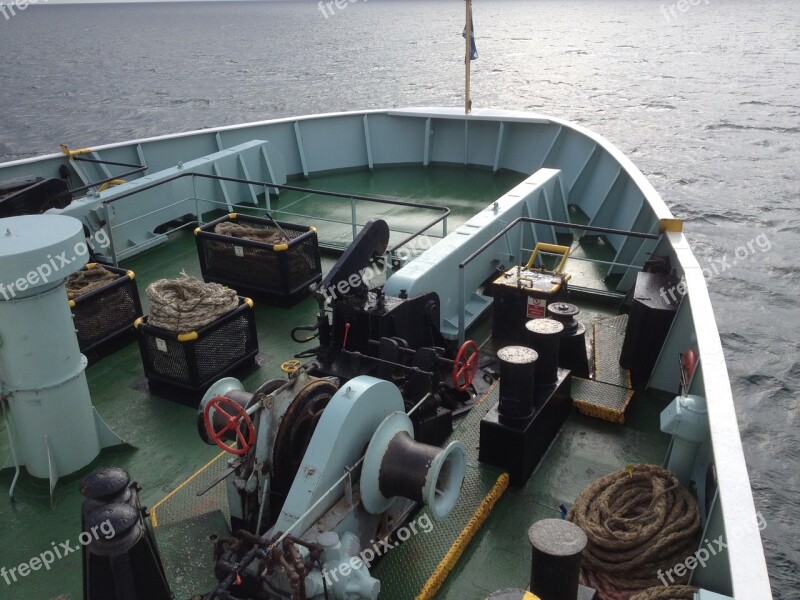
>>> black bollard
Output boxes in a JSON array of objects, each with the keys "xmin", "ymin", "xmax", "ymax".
[
  {"xmin": 80, "ymin": 467, "xmax": 134, "ymax": 521},
  {"xmin": 528, "ymin": 518, "xmax": 587, "ymax": 600},
  {"xmin": 547, "ymin": 303, "xmax": 590, "ymax": 378},
  {"xmin": 497, "ymin": 346, "xmax": 538, "ymax": 421},
  {"xmin": 525, "ymin": 318, "xmax": 564, "ymax": 388},
  {"xmin": 84, "ymin": 503, "xmax": 173, "ymax": 600}
]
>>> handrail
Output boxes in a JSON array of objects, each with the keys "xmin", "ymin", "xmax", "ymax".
[
  {"xmin": 189, "ymin": 174, "xmax": 452, "ymax": 254},
  {"xmin": 455, "ymin": 216, "xmax": 660, "ymax": 344},
  {"xmin": 459, "ymin": 217, "xmax": 658, "ymax": 270},
  {"xmin": 98, "ymin": 171, "xmax": 450, "ymax": 264},
  {"xmin": 69, "ymin": 155, "xmax": 148, "ymax": 195}
]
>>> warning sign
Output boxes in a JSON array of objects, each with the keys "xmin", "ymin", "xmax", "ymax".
[{"xmin": 526, "ymin": 297, "xmax": 546, "ymax": 319}]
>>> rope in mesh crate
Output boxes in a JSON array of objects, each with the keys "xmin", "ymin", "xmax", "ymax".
[
  {"xmin": 629, "ymin": 586, "xmax": 698, "ymax": 600},
  {"xmin": 214, "ymin": 221, "xmax": 288, "ymax": 244},
  {"xmin": 567, "ymin": 464, "xmax": 701, "ymax": 600},
  {"xmin": 66, "ymin": 266, "xmax": 118, "ymax": 299},
  {"xmin": 146, "ymin": 274, "xmax": 238, "ymax": 332}
]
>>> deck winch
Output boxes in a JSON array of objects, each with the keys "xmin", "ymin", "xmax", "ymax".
[
  {"xmin": 290, "ymin": 219, "xmax": 483, "ymax": 446},
  {"xmin": 193, "ymin": 371, "xmax": 466, "ymax": 599}
]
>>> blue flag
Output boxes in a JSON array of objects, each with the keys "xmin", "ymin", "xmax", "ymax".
[{"xmin": 462, "ymin": 14, "xmax": 477, "ymax": 61}]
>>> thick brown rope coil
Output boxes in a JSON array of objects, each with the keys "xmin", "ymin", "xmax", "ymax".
[
  {"xmin": 66, "ymin": 266, "xmax": 119, "ymax": 299},
  {"xmin": 567, "ymin": 464, "xmax": 702, "ymax": 600},
  {"xmin": 214, "ymin": 222, "xmax": 288, "ymax": 244},
  {"xmin": 146, "ymin": 274, "xmax": 238, "ymax": 332},
  {"xmin": 629, "ymin": 585, "xmax": 698, "ymax": 600}
]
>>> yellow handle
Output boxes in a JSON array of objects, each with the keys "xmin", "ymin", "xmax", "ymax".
[
  {"xmin": 525, "ymin": 242, "xmax": 571, "ymax": 274},
  {"xmin": 281, "ymin": 359, "xmax": 301, "ymax": 374}
]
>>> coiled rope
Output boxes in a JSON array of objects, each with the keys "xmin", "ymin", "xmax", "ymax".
[
  {"xmin": 567, "ymin": 464, "xmax": 701, "ymax": 600},
  {"xmin": 629, "ymin": 585, "xmax": 698, "ymax": 600},
  {"xmin": 146, "ymin": 274, "xmax": 238, "ymax": 332},
  {"xmin": 214, "ymin": 222, "xmax": 288, "ymax": 244},
  {"xmin": 66, "ymin": 266, "xmax": 118, "ymax": 299}
]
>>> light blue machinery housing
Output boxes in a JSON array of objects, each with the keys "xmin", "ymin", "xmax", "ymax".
[{"xmin": 0, "ymin": 215, "xmax": 123, "ymax": 500}]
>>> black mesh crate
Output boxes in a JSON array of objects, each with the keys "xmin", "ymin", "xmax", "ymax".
[
  {"xmin": 69, "ymin": 263, "xmax": 142, "ymax": 358},
  {"xmin": 135, "ymin": 297, "xmax": 259, "ymax": 396},
  {"xmin": 195, "ymin": 213, "xmax": 322, "ymax": 305}
]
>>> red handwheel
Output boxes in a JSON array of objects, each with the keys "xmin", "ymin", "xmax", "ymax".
[
  {"xmin": 204, "ymin": 396, "xmax": 256, "ymax": 456},
  {"xmin": 453, "ymin": 340, "xmax": 480, "ymax": 391}
]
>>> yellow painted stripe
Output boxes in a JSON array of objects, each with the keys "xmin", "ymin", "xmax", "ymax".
[
  {"xmin": 475, "ymin": 380, "xmax": 498, "ymax": 407},
  {"xmin": 416, "ymin": 472, "xmax": 510, "ymax": 600},
  {"xmin": 523, "ymin": 592, "xmax": 541, "ymax": 600},
  {"xmin": 150, "ymin": 451, "xmax": 226, "ymax": 528}
]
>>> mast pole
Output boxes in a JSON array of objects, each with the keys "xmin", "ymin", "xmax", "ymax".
[{"xmin": 465, "ymin": 0, "xmax": 472, "ymax": 114}]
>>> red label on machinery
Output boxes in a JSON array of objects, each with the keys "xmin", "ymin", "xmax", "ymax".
[{"xmin": 526, "ymin": 297, "xmax": 546, "ymax": 319}]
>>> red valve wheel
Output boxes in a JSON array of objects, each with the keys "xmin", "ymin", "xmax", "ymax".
[
  {"xmin": 453, "ymin": 340, "xmax": 480, "ymax": 391},
  {"xmin": 203, "ymin": 396, "xmax": 256, "ymax": 456}
]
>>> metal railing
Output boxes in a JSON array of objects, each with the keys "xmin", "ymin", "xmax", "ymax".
[
  {"xmin": 455, "ymin": 217, "xmax": 660, "ymax": 344},
  {"xmin": 98, "ymin": 172, "xmax": 450, "ymax": 265},
  {"xmin": 69, "ymin": 155, "xmax": 148, "ymax": 195}
]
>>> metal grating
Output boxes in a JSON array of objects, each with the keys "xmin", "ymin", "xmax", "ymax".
[
  {"xmin": 150, "ymin": 452, "xmax": 231, "ymax": 529},
  {"xmin": 572, "ymin": 314, "xmax": 634, "ymax": 424},
  {"xmin": 373, "ymin": 383, "xmax": 508, "ymax": 600}
]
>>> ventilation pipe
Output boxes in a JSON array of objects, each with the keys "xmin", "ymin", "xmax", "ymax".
[{"xmin": 0, "ymin": 215, "xmax": 123, "ymax": 500}]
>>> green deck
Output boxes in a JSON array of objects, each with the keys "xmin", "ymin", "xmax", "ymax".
[
  {"xmin": 0, "ymin": 165, "xmax": 670, "ymax": 600},
  {"xmin": 373, "ymin": 384, "xmax": 670, "ymax": 600}
]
